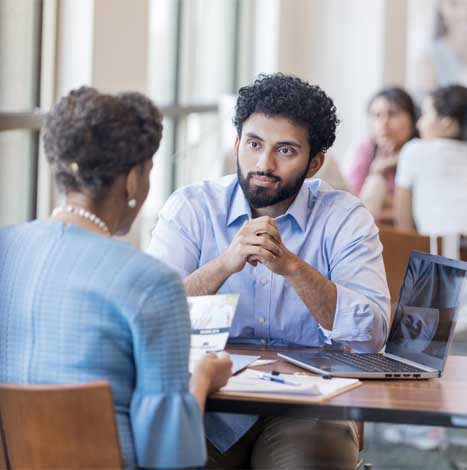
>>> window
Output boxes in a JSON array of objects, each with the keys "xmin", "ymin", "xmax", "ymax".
[
  {"xmin": 143, "ymin": 0, "xmax": 252, "ymax": 246},
  {"xmin": 0, "ymin": 0, "xmax": 43, "ymax": 226}
]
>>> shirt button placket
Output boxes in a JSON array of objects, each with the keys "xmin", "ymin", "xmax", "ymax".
[{"xmin": 254, "ymin": 265, "xmax": 271, "ymax": 343}]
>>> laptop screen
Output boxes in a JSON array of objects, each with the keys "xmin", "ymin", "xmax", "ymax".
[{"xmin": 386, "ymin": 251, "xmax": 467, "ymax": 371}]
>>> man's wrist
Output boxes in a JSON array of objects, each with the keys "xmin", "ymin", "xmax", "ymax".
[
  {"xmin": 217, "ymin": 252, "xmax": 239, "ymax": 277},
  {"xmin": 283, "ymin": 254, "xmax": 305, "ymax": 279}
]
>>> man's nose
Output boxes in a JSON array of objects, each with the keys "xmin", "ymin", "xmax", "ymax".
[{"xmin": 256, "ymin": 149, "xmax": 276, "ymax": 173}]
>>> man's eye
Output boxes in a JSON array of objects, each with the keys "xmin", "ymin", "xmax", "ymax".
[
  {"xmin": 248, "ymin": 141, "xmax": 260, "ymax": 149},
  {"xmin": 278, "ymin": 147, "xmax": 292, "ymax": 155}
]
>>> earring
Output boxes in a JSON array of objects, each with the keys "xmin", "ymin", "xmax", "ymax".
[{"xmin": 128, "ymin": 198, "xmax": 137, "ymax": 209}]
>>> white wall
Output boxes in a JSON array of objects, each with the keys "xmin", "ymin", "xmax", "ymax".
[
  {"xmin": 253, "ymin": 0, "xmax": 408, "ymax": 165},
  {"xmin": 283, "ymin": 0, "xmax": 384, "ymax": 161},
  {"xmin": 56, "ymin": 0, "xmax": 150, "ymax": 96},
  {"xmin": 92, "ymin": 0, "xmax": 149, "ymax": 93}
]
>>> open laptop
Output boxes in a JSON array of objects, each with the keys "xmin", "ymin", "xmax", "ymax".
[{"xmin": 279, "ymin": 251, "xmax": 467, "ymax": 379}]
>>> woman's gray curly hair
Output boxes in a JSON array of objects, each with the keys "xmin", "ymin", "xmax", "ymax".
[{"xmin": 43, "ymin": 86, "xmax": 163, "ymax": 199}]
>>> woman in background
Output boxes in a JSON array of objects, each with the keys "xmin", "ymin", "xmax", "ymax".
[
  {"xmin": 395, "ymin": 84, "xmax": 467, "ymax": 235},
  {"xmin": 345, "ymin": 87, "xmax": 418, "ymax": 222},
  {"xmin": 0, "ymin": 87, "xmax": 232, "ymax": 469}
]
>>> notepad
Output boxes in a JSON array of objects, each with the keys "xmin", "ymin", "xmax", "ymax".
[{"xmin": 221, "ymin": 369, "xmax": 361, "ymax": 398}]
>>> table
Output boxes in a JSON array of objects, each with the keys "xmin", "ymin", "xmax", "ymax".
[{"xmin": 207, "ymin": 346, "xmax": 467, "ymax": 429}]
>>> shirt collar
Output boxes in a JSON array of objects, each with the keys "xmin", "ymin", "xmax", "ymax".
[
  {"xmin": 280, "ymin": 182, "xmax": 310, "ymax": 232},
  {"xmin": 226, "ymin": 182, "xmax": 252, "ymax": 226},
  {"xmin": 227, "ymin": 178, "xmax": 312, "ymax": 231}
]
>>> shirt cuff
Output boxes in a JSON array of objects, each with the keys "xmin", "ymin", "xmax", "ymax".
[{"xmin": 323, "ymin": 283, "xmax": 387, "ymax": 347}]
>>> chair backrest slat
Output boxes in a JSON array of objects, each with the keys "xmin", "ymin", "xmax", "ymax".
[
  {"xmin": 0, "ymin": 381, "xmax": 122, "ymax": 469},
  {"xmin": 379, "ymin": 225, "xmax": 435, "ymax": 302},
  {"xmin": 0, "ymin": 424, "xmax": 8, "ymax": 470}
]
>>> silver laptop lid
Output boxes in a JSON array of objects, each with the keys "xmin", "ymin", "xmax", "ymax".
[{"xmin": 386, "ymin": 251, "xmax": 467, "ymax": 371}]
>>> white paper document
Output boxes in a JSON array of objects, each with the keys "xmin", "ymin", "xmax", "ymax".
[
  {"xmin": 221, "ymin": 369, "xmax": 360, "ymax": 397},
  {"xmin": 188, "ymin": 294, "xmax": 239, "ymax": 371},
  {"xmin": 249, "ymin": 359, "xmax": 278, "ymax": 368},
  {"xmin": 230, "ymin": 354, "xmax": 261, "ymax": 374}
]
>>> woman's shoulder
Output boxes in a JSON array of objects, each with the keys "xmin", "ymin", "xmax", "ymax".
[
  {"xmin": 0, "ymin": 219, "xmax": 181, "ymax": 284},
  {"xmin": 68, "ymin": 229, "xmax": 185, "ymax": 316},
  {"xmin": 400, "ymin": 138, "xmax": 429, "ymax": 156},
  {"xmin": 97, "ymin": 236, "xmax": 182, "ymax": 289},
  {"xmin": 402, "ymin": 138, "xmax": 463, "ymax": 156},
  {"xmin": 33, "ymin": 221, "xmax": 180, "ymax": 290}
]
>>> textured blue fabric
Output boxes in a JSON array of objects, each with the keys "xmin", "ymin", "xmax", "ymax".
[
  {"xmin": 148, "ymin": 175, "xmax": 390, "ymax": 452},
  {"xmin": 0, "ymin": 220, "xmax": 206, "ymax": 469}
]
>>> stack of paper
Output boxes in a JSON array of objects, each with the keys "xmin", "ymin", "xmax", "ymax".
[{"xmin": 221, "ymin": 369, "xmax": 360, "ymax": 398}]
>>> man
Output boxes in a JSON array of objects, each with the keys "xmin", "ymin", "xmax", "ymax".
[{"xmin": 149, "ymin": 73, "xmax": 390, "ymax": 469}]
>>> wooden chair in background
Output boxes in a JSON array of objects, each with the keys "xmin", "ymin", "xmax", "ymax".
[
  {"xmin": 378, "ymin": 227, "xmax": 466, "ymax": 315},
  {"xmin": 0, "ymin": 381, "xmax": 122, "ymax": 470},
  {"xmin": 0, "ymin": 432, "xmax": 7, "ymax": 470},
  {"xmin": 378, "ymin": 225, "xmax": 440, "ymax": 310}
]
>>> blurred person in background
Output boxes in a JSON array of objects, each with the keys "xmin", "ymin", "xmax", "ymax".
[
  {"xmin": 345, "ymin": 87, "xmax": 418, "ymax": 223},
  {"xmin": 0, "ymin": 87, "xmax": 232, "ymax": 470},
  {"xmin": 395, "ymin": 84, "xmax": 467, "ymax": 235}
]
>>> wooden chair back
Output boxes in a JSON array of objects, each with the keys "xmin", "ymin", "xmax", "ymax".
[
  {"xmin": 0, "ymin": 429, "xmax": 7, "ymax": 470},
  {"xmin": 0, "ymin": 381, "xmax": 122, "ymax": 470},
  {"xmin": 378, "ymin": 225, "xmax": 439, "ymax": 304}
]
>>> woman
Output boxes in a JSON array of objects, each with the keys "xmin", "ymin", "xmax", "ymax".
[
  {"xmin": 345, "ymin": 87, "xmax": 418, "ymax": 221},
  {"xmin": 395, "ymin": 84, "xmax": 467, "ymax": 235},
  {"xmin": 0, "ymin": 87, "xmax": 232, "ymax": 469}
]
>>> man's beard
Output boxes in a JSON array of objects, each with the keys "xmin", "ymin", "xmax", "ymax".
[{"xmin": 237, "ymin": 159, "xmax": 308, "ymax": 209}]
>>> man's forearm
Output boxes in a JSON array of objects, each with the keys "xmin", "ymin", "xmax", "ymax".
[
  {"xmin": 183, "ymin": 255, "xmax": 232, "ymax": 295},
  {"xmin": 285, "ymin": 257, "xmax": 337, "ymax": 330}
]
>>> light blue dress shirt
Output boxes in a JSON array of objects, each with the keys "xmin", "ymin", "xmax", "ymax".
[
  {"xmin": 148, "ymin": 175, "xmax": 390, "ymax": 452},
  {"xmin": 0, "ymin": 220, "xmax": 206, "ymax": 469}
]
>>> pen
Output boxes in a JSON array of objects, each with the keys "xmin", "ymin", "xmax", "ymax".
[{"xmin": 259, "ymin": 373, "xmax": 300, "ymax": 386}]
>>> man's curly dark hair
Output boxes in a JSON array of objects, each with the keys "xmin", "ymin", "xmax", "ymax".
[
  {"xmin": 43, "ymin": 86, "xmax": 163, "ymax": 199},
  {"xmin": 233, "ymin": 73, "xmax": 339, "ymax": 160}
]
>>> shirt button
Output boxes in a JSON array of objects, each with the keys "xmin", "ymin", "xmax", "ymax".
[
  {"xmin": 258, "ymin": 316, "xmax": 266, "ymax": 324},
  {"xmin": 260, "ymin": 277, "xmax": 268, "ymax": 286},
  {"xmin": 260, "ymin": 339, "xmax": 266, "ymax": 345}
]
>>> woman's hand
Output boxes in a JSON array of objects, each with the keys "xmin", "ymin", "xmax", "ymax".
[
  {"xmin": 195, "ymin": 352, "xmax": 233, "ymax": 393},
  {"xmin": 371, "ymin": 141, "xmax": 400, "ymax": 175},
  {"xmin": 190, "ymin": 352, "xmax": 233, "ymax": 412}
]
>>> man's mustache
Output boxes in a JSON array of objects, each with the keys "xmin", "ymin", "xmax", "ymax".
[{"xmin": 247, "ymin": 171, "xmax": 281, "ymax": 183}]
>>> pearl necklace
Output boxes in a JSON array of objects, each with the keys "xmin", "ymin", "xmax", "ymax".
[{"xmin": 52, "ymin": 205, "xmax": 111, "ymax": 236}]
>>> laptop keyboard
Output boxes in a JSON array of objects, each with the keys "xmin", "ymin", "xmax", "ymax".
[{"xmin": 321, "ymin": 352, "xmax": 424, "ymax": 373}]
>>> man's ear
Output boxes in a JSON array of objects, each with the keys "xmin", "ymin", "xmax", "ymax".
[
  {"xmin": 306, "ymin": 152, "xmax": 325, "ymax": 178},
  {"xmin": 233, "ymin": 135, "xmax": 240, "ymax": 160}
]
